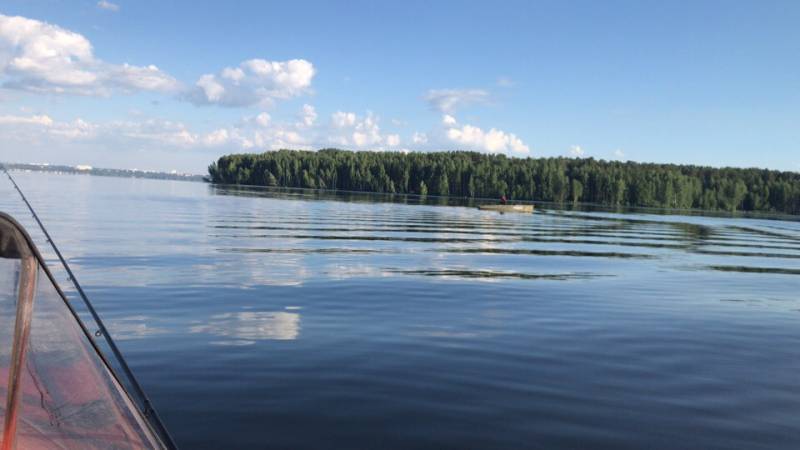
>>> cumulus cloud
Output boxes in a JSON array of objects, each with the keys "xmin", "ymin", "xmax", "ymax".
[
  {"xmin": 442, "ymin": 115, "xmax": 529, "ymax": 155},
  {"xmin": 187, "ymin": 58, "xmax": 314, "ymax": 107},
  {"xmin": 0, "ymin": 105, "xmax": 537, "ymax": 169},
  {"xmin": 352, "ymin": 116, "xmax": 381, "ymax": 147},
  {"xmin": 569, "ymin": 145, "xmax": 584, "ymax": 157},
  {"xmin": 331, "ymin": 111, "xmax": 356, "ymax": 128},
  {"xmin": 0, "ymin": 112, "xmax": 297, "ymax": 153},
  {"xmin": 0, "ymin": 14, "xmax": 179, "ymax": 95},
  {"xmin": 613, "ymin": 148, "xmax": 626, "ymax": 160},
  {"xmin": 97, "ymin": 1, "xmax": 120, "ymax": 11},
  {"xmin": 254, "ymin": 112, "xmax": 271, "ymax": 127},
  {"xmin": 0, "ymin": 113, "xmax": 54, "ymax": 126},
  {"xmin": 0, "ymin": 113, "xmax": 220, "ymax": 148},
  {"xmin": 202, "ymin": 128, "xmax": 230, "ymax": 146},
  {"xmin": 425, "ymin": 88, "xmax": 489, "ymax": 113},
  {"xmin": 197, "ymin": 105, "xmax": 325, "ymax": 151},
  {"xmin": 386, "ymin": 134, "xmax": 400, "ymax": 147},
  {"xmin": 110, "ymin": 119, "xmax": 201, "ymax": 147},
  {"xmin": 0, "ymin": 13, "xmax": 316, "ymax": 109},
  {"xmin": 108, "ymin": 63, "xmax": 179, "ymax": 92},
  {"xmin": 48, "ymin": 118, "xmax": 95, "ymax": 139},
  {"xmin": 0, "ymin": 113, "xmax": 96, "ymax": 140},
  {"xmin": 298, "ymin": 104, "xmax": 317, "ymax": 127},
  {"xmin": 328, "ymin": 111, "xmax": 388, "ymax": 149},
  {"xmin": 204, "ymin": 107, "xmax": 400, "ymax": 152}
]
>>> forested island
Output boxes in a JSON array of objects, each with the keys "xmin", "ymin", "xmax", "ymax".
[{"xmin": 208, "ymin": 149, "xmax": 800, "ymax": 214}]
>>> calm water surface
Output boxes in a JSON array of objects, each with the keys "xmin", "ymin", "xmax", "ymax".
[{"xmin": 2, "ymin": 172, "xmax": 799, "ymax": 449}]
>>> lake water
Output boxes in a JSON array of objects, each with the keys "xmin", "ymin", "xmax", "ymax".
[{"xmin": 2, "ymin": 172, "xmax": 799, "ymax": 449}]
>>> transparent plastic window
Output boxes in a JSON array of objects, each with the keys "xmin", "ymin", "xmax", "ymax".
[{"xmin": 1, "ymin": 252, "xmax": 162, "ymax": 449}]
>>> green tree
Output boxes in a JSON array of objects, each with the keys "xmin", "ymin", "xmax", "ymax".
[
  {"xmin": 571, "ymin": 179, "xmax": 583, "ymax": 204},
  {"xmin": 436, "ymin": 172, "xmax": 449, "ymax": 196},
  {"xmin": 264, "ymin": 170, "xmax": 278, "ymax": 186},
  {"xmin": 419, "ymin": 180, "xmax": 428, "ymax": 196}
]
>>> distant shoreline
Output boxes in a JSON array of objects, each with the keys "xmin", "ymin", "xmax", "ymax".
[
  {"xmin": 2, "ymin": 162, "xmax": 206, "ymax": 182},
  {"xmin": 209, "ymin": 149, "xmax": 800, "ymax": 215}
]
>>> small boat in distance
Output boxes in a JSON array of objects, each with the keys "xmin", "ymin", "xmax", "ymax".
[{"xmin": 478, "ymin": 204, "xmax": 534, "ymax": 213}]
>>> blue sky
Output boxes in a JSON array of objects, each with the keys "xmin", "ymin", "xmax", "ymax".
[{"xmin": 0, "ymin": 0, "xmax": 798, "ymax": 173}]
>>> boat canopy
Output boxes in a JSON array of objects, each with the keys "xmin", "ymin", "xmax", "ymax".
[{"xmin": 0, "ymin": 212, "xmax": 167, "ymax": 449}]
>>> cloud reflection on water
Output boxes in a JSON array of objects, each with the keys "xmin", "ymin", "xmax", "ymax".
[
  {"xmin": 106, "ymin": 315, "xmax": 167, "ymax": 340},
  {"xmin": 190, "ymin": 311, "xmax": 301, "ymax": 345}
]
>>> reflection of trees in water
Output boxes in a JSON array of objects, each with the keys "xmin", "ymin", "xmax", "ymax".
[
  {"xmin": 205, "ymin": 186, "xmax": 800, "ymax": 289},
  {"xmin": 210, "ymin": 184, "xmax": 490, "ymax": 209},
  {"xmin": 670, "ymin": 222, "xmax": 714, "ymax": 244}
]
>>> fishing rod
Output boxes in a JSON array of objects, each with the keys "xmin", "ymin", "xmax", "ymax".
[{"xmin": 1, "ymin": 164, "xmax": 178, "ymax": 450}]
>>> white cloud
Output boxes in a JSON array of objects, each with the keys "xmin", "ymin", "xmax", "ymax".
[
  {"xmin": 331, "ymin": 111, "xmax": 356, "ymax": 128},
  {"xmin": 198, "ymin": 111, "xmax": 317, "ymax": 151},
  {"xmin": 0, "ymin": 105, "xmax": 541, "ymax": 175},
  {"xmin": 0, "ymin": 113, "xmax": 261, "ymax": 151},
  {"xmin": 613, "ymin": 148, "xmax": 626, "ymax": 160},
  {"xmin": 203, "ymin": 128, "xmax": 230, "ymax": 146},
  {"xmin": 443, "ymin": 115, "xmax": 529, "ymax": 155},
  {"xmin": 0, "ymin": 113, "xmax": 96, "ymax": 140},
  {"xmin": 109, "ymin": 63, "xmax": 179, "ymax": 92},
  {"xmin": 0, "ymin": 112, "xmax": 314, "ymax": 172},
  {"xmin": 386, "ymin": 134, "xmax": 400, "ymax": 147},
  {"xmin": 330, "ymin": 111, "xmax": 385, "ymax": 148},
  {"xmin": 328, "ymin": 111, "xmax": 409, "ymax": 150},
  {"xmin": 4, "ymin": 116, "xmax": 206, "ymax": 148},
  {"xmin": 49, "ymin": 118, "xmax": 96, "ymax": 139},
  {"xmin": 187, "ymin": 58, "xmax": 314, "ymax": 107},
  {"xmin": 569, "ymin": 145, "xmax": 584, "ymax": 157},
  {"xmin": 97, "ymin": 1, "xmax": 120, "ymax": 11},
  {"xmin": 442, "ymin": 114, "xmax": 457, "ymax": 126},
  {"xmin": 0, "ymin": 113, "xmax": 54, "ymax": 126},
  {"xmin": 298, "ymin": 104, "xmax": 317, "ymax": 127},
  {"xmin": 0, "ymin": 14, "xmax": 179, "ymax": 95},
  {"xmin": 194, "ymin": 74, "xmax": 224, "ymax": 102},
  {"xmin": 425, "ymin": 88, "xmax": 489, "ymax": 113},
  {"xmin": 274, "ymin": 129, "xmax": 305, "ymax": 146},
  {"xmin": 114, "ymin": 117, "xmax": 303, "ymax": 151},
  {"xmin": 254, "ymin": 112, "xmax": 271, "ymax": 127},
  {"xmin": 354, "ymin": 115, "xmax": 381, "ymax": 145},
  {"xmin": 111, "ymin": 119, "xmax": 198, "ymax": 146}
]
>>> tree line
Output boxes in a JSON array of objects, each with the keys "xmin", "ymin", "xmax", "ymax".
[{"xmin": 208, "ymin": 149, "xmax": 800, "ymax": 214}]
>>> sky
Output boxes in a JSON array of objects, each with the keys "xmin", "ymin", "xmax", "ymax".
[{"xmin": 0, "ymin": 0, "xmax": 798, "ymax": 174}]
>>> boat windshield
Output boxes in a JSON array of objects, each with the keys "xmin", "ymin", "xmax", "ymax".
[{"xmin": 0, "ymin": 213, "xmax": 165, "ymax": 450}]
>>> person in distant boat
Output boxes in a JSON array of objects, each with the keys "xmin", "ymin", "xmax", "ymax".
[{"xmin": 500, "ymin": 195, "xmax": 508, "ymax": 205}]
